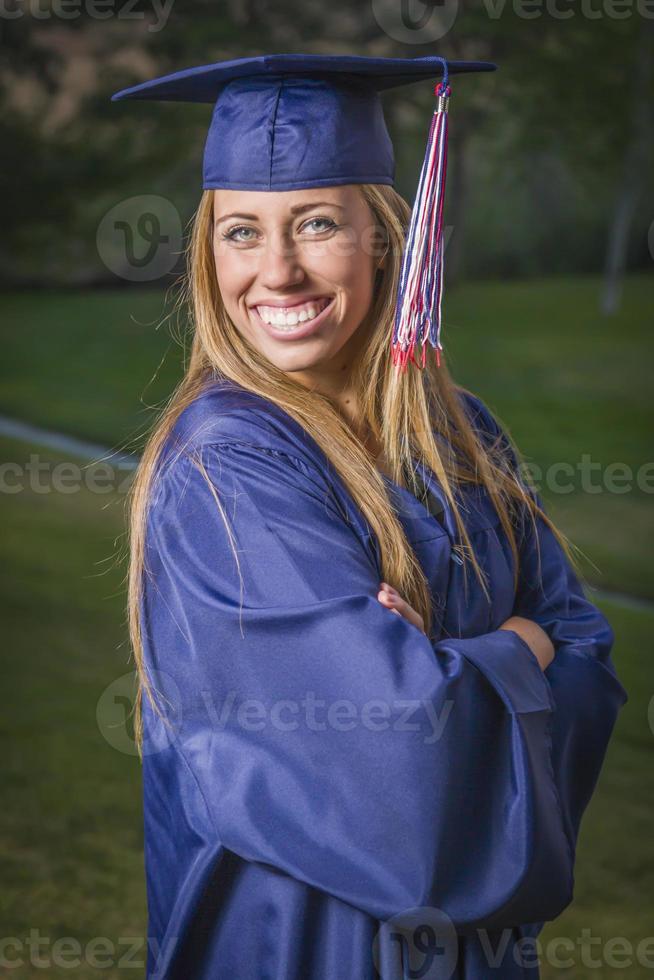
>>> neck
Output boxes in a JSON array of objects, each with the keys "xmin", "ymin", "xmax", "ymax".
[
  {"xmin": 284, "ymin": 314, "xmax": 392, "ymax": 469},
  {"xmin": 286, "ymin": 315, "xmax": 371, "ymax": 432}
]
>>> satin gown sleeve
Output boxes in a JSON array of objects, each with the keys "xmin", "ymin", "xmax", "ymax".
[
  {"xmin": 141, "ymin": 413, "xmax": 625, "ymax": 934},
  {"xmin": 464, "ymin": 394, "xmax": 629, "ymax": 935}
]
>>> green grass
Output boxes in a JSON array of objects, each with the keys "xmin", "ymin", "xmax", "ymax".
[
  {"xmin": 0, "ymin": 287, "xmax": 184, "ymax": 452},
  {"xmin": 0, "ymin": 276, "xmax": 651, "ymax": 976},
  {"xmin": 1, "ymin": 274, "xmax": 652, "ymax": 597},
  {"xmin": 446, "ymin": 273, "xmax": 654, "ymax": 600},
  {"xmin": 539, "ymin": 601, "xmax": 653, "ymax": 979},
  {"xmin": 0, "ymin": 432, "xmax": 649, "ymax": 977},
  {"xmin": 0, "ymin": 437, "xmax": 145, "ymax": 979}
]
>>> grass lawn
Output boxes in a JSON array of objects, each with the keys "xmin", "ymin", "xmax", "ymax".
[
  {"xmin": 0, "ymin": 274, "xmax": 651, "ymax": 976},
  {"xmin": 0, "ymin": 433, "xmax": 649, "ymax": 977},
  {"xmin": 1, "ymin": 273, "xmax": 652, "ymax": 598},
  {"xmin": 0, "ymin": 437, "xmax": 145, "ymax": 978},
  {"xmin": 540, "ymin": 600, "xmax": 653, "ymax": 978}
]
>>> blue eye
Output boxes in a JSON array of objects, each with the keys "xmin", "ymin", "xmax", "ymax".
[
  {"xmin": 222, "ymin": 225, "xmax": 255, "ymax": 242},
  {"xmin": 221, "ymin": 216, "xmax": 338, "ymax": 243},
  {"xmin": 303, "ymin": 217, "xmax": 337, "ymax": 233}
]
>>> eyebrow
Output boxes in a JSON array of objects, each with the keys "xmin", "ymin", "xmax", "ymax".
[{"xmin": 214, "ymin": 201, "xmax": 346, "ymax": 224}]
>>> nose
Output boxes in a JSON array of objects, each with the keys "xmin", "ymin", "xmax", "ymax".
[{"xmin": 257, "ymin": 231, "xmax": 305, "ymax": 290}]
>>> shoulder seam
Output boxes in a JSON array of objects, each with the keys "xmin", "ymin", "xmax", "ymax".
[{"xmin": 200, "ymin": 439, "xmax": 329, "ymax": 483}]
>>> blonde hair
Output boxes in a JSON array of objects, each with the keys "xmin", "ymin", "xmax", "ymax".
[{"xmin": 125, "ymin": 183, "xmax": 582, "ymax": 757}]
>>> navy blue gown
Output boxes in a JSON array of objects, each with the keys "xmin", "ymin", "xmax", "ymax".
[{"xmin": 139, "ymin": 378, "xmax": 627, "ymax": 979}]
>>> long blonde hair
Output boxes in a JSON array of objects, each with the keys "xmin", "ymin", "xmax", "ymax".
[{"xmin": 126, "ymin": 183, "xmax": 582, "ymax": 757}]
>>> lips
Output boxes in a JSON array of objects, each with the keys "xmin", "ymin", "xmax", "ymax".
[
  {"xmin": 250, "ymin": 294, "xmax": 330, "ymax": 310},
  {"xmin": 255, "ymin": 296, "xmax": 332, "ymax": 324}
]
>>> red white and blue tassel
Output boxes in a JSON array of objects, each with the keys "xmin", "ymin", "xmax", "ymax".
[{"xmin": 391, "ymin": 63, "xmax": 451, "ymax": 372}]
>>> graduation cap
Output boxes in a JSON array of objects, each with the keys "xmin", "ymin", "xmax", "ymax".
[{"xmin": 111, "ymin": 53, "xmax": 497, "ymax": 372}]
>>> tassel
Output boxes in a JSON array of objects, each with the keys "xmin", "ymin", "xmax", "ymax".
[{"xmin": 391, "ymin": 64, "xmax": 451, "ymax": 373}]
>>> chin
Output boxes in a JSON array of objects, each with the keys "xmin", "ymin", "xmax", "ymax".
[{"xmin": 266, "ymin": 346, "xmax": 331, "ymax": 374}]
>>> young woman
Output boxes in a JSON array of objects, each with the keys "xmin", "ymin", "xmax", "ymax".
[{"xmin": 114, "ymin": 55, "xmax": 627, "ymax": 979}]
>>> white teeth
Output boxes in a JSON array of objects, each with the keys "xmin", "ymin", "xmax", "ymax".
[{"xmin": 256, "ymin": 298, "xmax": 330, "ymax": 328}]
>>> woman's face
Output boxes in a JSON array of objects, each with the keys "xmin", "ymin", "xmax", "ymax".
[{"xmin": 212, "ymin": 185, "xmax": 382, "ymax": 380}]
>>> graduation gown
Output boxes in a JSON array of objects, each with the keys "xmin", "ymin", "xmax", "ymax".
[{"xmin": 139, "ymin": 378, "xmax": 627, "ymax": 979}]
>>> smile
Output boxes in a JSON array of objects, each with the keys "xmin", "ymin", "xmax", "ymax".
[{"xmin": 252, "ymin": 296, "xmax": 336, "ymax": 340}]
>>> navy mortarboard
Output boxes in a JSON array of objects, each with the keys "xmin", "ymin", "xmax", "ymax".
[{"xmin": 111, "ymin": 53, "xmax": 497, "ymax": 371}]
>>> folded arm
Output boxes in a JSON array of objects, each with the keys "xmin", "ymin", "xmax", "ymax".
[{"xmin": 141, "ymin": 436, "xmax": 589, "ymax": 927}]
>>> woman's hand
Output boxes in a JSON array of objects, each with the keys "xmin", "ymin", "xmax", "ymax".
[
  {"xmin": 498, "ymin": 615, "xmax": 555, "ymax": 672},
  {"xmin": 378, "ymin": 583, "xmax": 426, "ymax": 635},
  {"xmin": 376, "ymin": 587, "xmax": 554, "ymax": 672}
]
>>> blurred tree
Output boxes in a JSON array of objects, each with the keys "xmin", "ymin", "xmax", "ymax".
[
  {"xmin": 601, "ymin": 19, "xmax": 653, "ymax": 315},
  {"xmin": 0, "ymin": 0, "xmax": 651, "ymax": 288},
  {"xmin": 485, "ymin": 9, "xmax": 654, "ymax": 309}
]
